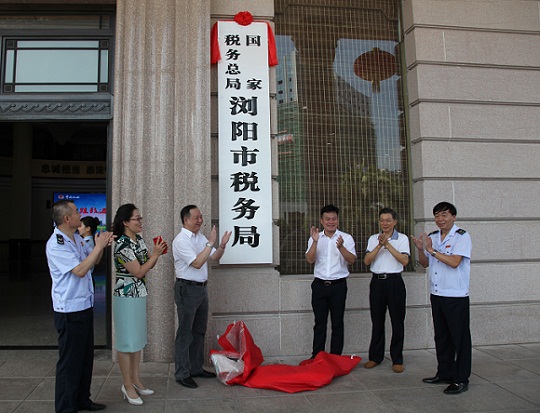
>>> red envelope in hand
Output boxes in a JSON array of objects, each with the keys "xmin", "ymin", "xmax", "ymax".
[{"xmin": 153, "ymin": 236, "xmax": 167, "ymax": 254}]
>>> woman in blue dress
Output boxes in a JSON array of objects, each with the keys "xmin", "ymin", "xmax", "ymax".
[{"xmin": 112, "ymin": 204, "xmax": 167, "ymax": 406}]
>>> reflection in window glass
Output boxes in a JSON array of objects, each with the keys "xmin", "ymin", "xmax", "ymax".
[{"xmin": 275, "ymin": 0, "xmax": 410, "ymax": 275}]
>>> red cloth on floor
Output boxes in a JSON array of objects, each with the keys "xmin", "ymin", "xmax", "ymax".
[{"xmin": 210, "ymin": 321, "xmax": 361, "ymax": 393}]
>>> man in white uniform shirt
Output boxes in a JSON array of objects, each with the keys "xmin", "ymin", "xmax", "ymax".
[
  {"xmin": 364, "ymin": 208, "xmax": 410, "ymax": 373},
  {"xmin": 306, "ymin": 204, "xmax": 356, "ymax": 358},
  {"xmin": 46, "ymin": 200, "xmax": 114, "ymax": 413},
  {"xmin": 412, "ymin": 202, "xmax": 472, "ymax": 395},
  {"xmin": 172, "ymin": 205, "xmax": 231, "ymax": 389}
]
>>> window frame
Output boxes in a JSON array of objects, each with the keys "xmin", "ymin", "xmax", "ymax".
[
  {"xmin": 0, "ymin": 8, "xmax": 115, "ymax": 95},
  {"xmin": 3, "ymin": 37, "xmax": 112, "ymax": 94}
]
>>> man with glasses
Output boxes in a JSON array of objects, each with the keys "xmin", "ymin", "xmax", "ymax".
[
  {"xmin": 363, "ymin": 207, "xmax": 410, "ymax": 373},
  {"xmin": 46, "ymin": 200, "xmax": 114, "ymax": 413}
]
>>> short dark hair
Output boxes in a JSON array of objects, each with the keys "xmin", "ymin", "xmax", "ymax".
[
  {"xmin": 81, "ymin": 216, "xmax": 100, "ymax": 235},
  {"xmin": 320, "ymin": 204, "xmax": 339, "ymax": 217},
  {"xmin": 433, "ymin": 202, "xmax": 457, "ymax": 216},
  {"xmin": 51, "ymin": 200, "xmax": 74, "ymax": 226},
  {"xmin": 112, "ymin": 203, "xmax": 137, "ymax": 236},
  {"xmin": 379, "ymin": 207, "xmax": 397, "ymax": 220},
  {"xmin": 181, "ymin": 204, "xmax": 198, "ymax": 224}
]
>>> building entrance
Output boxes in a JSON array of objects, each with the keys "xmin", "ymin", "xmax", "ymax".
[{"xmin": 0, "ymin": 121, "xmax": 109, "ymax": 347}]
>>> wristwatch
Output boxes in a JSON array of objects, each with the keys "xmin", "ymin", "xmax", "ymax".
[
  {"xmin": 206, "ymin": 242, "xmax": 213, "ymax": 248},
  {"xmin": 430, "ymin": 250, "xmax": 437, "ymax": 257}
]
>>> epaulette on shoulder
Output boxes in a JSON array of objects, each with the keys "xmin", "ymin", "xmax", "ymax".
[
  {"xmin": 456, "ymin": 228, "xmax": 467, "ymax": 235},
  {"xmin": 56, "ymin": 234, "xmax": 64, "ymax": 245},
  {"xmin": 428, "ymin": 230, "xmax": 439, "ymax": 236}
]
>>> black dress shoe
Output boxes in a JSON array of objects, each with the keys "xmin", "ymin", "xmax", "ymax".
[
  {"xmin": 422, "ymin": 376, "xmax": 452, "ymax": 384},
  {"xmin": 80, "ymin": 401, "xmax": 106, "ymax": 411},
  {"xmin": 191, "ymin": 369, "xmax": 216, "ymax": 379},
  {"xmin": 444, "ymin": 382, "xmax": 468, "ymax": 394},
  {"xmin": 177, "ymin": 377, "xmax": 198, "ymax": 388}
]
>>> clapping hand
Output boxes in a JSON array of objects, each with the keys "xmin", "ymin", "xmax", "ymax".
[
  {"xmin": 208, "ymin": 225, "xmax": 218, "ymax": 245},
  {"xmin": 310, "ymin": 226, "xmax": 319, "ymax": 242},
  {"xmin": 378, "ymin": 233, "xmax": 389, "ymax": 247},
  {"xmin": 220, "ymin": 230, "xmax": 232, "ymax": 248},
  {"xmin": 411, "ymin": 233, "xmax": 430, "ymax": 251},
  {"xmin": 94, "ymin": 231, "xmax": 115, "ymax": 249}
]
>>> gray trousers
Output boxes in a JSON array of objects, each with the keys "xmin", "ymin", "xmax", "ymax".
[{"xmin": 174, "ymin": 280, "xmax": 208, "ymax": 380}]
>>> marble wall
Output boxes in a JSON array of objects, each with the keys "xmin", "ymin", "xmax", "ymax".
[
  {"xmin": 404, "ymin": 0, "xmax": 540, "ymax": 347},
  {"xmin": 88, "ymin": 0, "xmax": 540, "ymax": 360}
]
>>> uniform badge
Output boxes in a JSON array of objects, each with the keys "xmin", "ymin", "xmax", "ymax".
[
  {"xmin": 56, "ymin": 234, "xmax": 64, "ymax": 245},
  {"xmin": 456, "ymin": 228, "xmax": 467, "ymax": 235}
]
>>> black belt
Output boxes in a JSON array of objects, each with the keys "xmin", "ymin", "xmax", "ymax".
[
  {"xmin": 177, "ymin": 278, "xmax": 207, "ymax": 286},
  {"xmin": 314, "ymin": 277, "xmax": 347, "ymax": 286},
  {"xmin": 372, "ymin": 272, "xmax": 401, "ymax": 280}
]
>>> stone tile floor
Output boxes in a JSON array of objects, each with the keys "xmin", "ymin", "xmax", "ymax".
[{"xmin": 1, "ymin": 343, "xmax": 539, "ymax": 413}]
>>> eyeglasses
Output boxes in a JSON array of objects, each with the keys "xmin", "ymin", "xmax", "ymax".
[{"xmin": 130, "ymin": 217, "xmax": 143, "ymax": 223}]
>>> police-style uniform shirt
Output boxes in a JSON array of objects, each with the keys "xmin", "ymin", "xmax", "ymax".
[
  {"xmin": 46, "ymin": 227, "xmax": 93, "ymax": 313},
  {"xmin": 173, "ymin": 228, "xmax": 216, "ymax": 283},
  {"xmin": 306, "ymin": 230, "xmax": 356, "ymax": 280},
  {"xmin": 82, "ymin": 235, "xmax": 96, "ymax": 272},
  {"xmin": 425, "ymin": 224, "xmax": 472, "ymax": 297},
  {"xmin": 366, "ymin": 230, "xmax": 410, "ymax": 274},
  {"xmin": 82, "ymin": 235, "xmax": 95, "ymax": 254}
]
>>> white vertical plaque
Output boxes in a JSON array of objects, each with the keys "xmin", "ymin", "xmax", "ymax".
[{"xmin": 217, "ymin": 21, "xmax": 273, "ymax": 264}]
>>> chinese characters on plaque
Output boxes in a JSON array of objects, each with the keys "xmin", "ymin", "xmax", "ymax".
[{"xmin": 216, "ymin": 20, "xmax": 272, "ymax": 264}]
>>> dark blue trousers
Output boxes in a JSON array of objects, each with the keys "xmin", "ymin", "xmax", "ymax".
[
  {"xmin": 54, "ymin": 308, "xmax": 94, "ymax": 413},
  {"xmin": 430, "ymin": 294, "xmax": 472, "ymax": 384}
]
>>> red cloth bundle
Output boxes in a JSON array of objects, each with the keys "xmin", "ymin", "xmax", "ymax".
[{"xmin": 211, "ymin": 320, "xmax": 361, "ymax": 393}]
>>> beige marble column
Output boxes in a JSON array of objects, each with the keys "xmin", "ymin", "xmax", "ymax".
[{"xmin": 112, "ymin": 0, "xmax": 211, "ymax": 362}]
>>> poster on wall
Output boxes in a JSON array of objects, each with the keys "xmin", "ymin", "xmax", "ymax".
[
  {"xmin": 213, "ymin": 13, "xmax": 276, "ymax": 264},
  {"xmin": 53, "ymin": 192, "xmax": 107, "ymax": 232}
]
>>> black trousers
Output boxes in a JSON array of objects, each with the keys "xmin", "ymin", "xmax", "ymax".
[
  {"xmin": 311, "ymin": 278, "xmax": 347, "ymax": 357},
  {"xmin": 430, "ymin": 294, "xmax": 472, "ymax": 384},
  {"xmin": 54, "ymin": 308, "xmax": 94, "ymax": 413},
  {"xmin": 368, "ymin": 275, "xmax": 406, "ymax": 364}
]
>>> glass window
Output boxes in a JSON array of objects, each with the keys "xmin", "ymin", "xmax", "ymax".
[
  {"xmin": 275, "ymin": 0, "xmax": 410, "ymax": 274},
  {"xmin": 3, "ymin": 39, "xmax": 110, "ymax": 93}
]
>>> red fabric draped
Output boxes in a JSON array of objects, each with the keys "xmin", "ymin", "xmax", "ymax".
[
  {"xmin": 210, "ymin": 21, "xmax": 278, "ymax": 66},
  {"xmin": 266, "ymin": 22, "xmax": 278, "ymax": 67},
  {"xmin": 210, "ymin": 22, "xmax": 221, "ymax": 65},
  {"xmin": 211, "ymin": 321, "xmax": 361, "ymax": 393}
]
